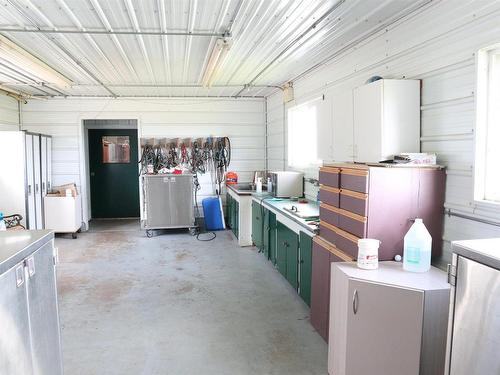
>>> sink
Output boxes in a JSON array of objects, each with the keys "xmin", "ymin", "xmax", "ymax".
[
  {"xmin": 283, "ymin": 204, "xmax": 319, "ymax": 219},
  {"xmin": 233, "ymin": 184, "xmax": 255, "ymax": 191}
]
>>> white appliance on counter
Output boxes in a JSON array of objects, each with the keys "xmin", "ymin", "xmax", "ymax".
[{"xmin": 270, "ymin": 171, "xmax": 304, "ymax": 198}]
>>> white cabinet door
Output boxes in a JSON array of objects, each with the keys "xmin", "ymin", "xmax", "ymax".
[
  {"xmin": 345, "ymin": 278, "xmax": 424, "ymax": 375},
  {"xmin": 32, "ymin": 135, "xmax": 43, "ymax": 230},
  {"xmin": 46, "ymin": 137, "xmax": 52, "ymax": 192},
  {"xmin": 25, "ymin": 134, "xmax": 37, "ymax": 230},
  {"xmin": 317, "ymin": 95, "xmax": 333, "ymax": 162},
  {"xmin": 353, "ymin": 80, "xmax": 383, "ymax": 163},
  {"xmin": 332, "ymin": 91, "xmax": 354, "ymax": 162}
]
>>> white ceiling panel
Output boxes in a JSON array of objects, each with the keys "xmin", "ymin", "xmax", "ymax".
[{"xmin": 0, "ymin": 0, "xmax": 428, "ymax": 98}]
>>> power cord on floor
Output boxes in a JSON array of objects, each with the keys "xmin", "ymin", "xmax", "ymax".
[{"xmin": 196, "ymin": 232, "xmax": 217, "ymax": 241}]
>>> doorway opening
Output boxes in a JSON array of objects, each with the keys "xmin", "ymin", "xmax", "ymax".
[{"xmin": 84, "ymin": 120, "xmax": 140, "ymax": 221}]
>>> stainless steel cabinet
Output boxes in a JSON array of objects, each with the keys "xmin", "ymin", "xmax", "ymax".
[
  {"xmin": 141, "ymin": 174, "xmax": 195, "ymax": 231},
  {"xmin": 0, "ymin": 261, "xmax": 33, "ymax": 375},
  {"xmin": 446, "ymin": 239, "xmax": 500, "ymax": 375},
  {"xmin": 329, "ymin": 262, "xmax": 450, "ymax": 375},
  {"xmin": 0, "ymin": 232, "xmax": 63, "ymax": 375},
  {"xmin": 27, "ymin": 242, "xmax": 64, "ymax": 375}
]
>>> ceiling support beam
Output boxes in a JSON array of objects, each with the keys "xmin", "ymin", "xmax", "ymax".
[{"xmin": 0, "ymin": 27, "xmax": 224, "ymax": 37}]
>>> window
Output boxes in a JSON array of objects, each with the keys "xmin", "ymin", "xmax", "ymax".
[
  {"xmin": 102, "ymin": 136, "xmax": 130, "ymax": 163},
  {"xmin": 287, "ymin": 98, "xmax": 322, "ymax": 168},
  {"xmin": 475, "ymin": 46, "xmax": 500, "ymax": 203}
]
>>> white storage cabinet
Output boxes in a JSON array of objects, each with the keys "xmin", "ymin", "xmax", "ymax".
[
  {"xmin": 0, "ymin": 131, "xmax": 52, "ymax": 229},
  {"xmin": 328, "ymin": 261, "xmax": 450, "ymax": 375},
  {"xmin": 319, "ymin": 79, "xmax": 420, "ymax": 163},
  {"xmin": 44, "ymin": 195, "xmax": 82, "ymax": 238}
]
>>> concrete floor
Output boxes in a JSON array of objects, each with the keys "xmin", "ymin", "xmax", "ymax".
[{"xmin": 55, "ymin": 220, "xmax": 328, "ymax": 375}]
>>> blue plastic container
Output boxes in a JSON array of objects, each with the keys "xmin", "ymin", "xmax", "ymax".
[{"xmin": 202, "ymin": 197, "xmax": 226, "ymax": 231}]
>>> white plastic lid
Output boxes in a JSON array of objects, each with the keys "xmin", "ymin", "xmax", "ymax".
[
  {"xmin": 415, "ymin": 218, "xmax": 423, "ymax": 223},
  {"xmin": 358, "ymin": 238, "xmax": 381, "ymax": 249}
]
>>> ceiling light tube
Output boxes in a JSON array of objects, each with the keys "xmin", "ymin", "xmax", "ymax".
[
  {"xmin": 0, "ymin": 35, "xmax": 72, "ymax": 89},
  {"xmin": 201, "ymin": 38, "xmax": 231, "ymax": 88}
]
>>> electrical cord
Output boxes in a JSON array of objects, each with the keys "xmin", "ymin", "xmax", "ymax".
[{"xmin": 196, "ymin": 231, "xmax": 217, "ymax": 241}]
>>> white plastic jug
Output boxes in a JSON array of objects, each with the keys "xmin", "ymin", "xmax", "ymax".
[
  {"xmin": 357, "ymin": 239, "xmax": 380, "ymax": 270},
  {"xmin": 403, "ymin": 218, "xmax": 432, "ymax": 272}
]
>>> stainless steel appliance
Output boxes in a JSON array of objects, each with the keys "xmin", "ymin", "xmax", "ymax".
[
  {"xmin": 445, "ymin": 239, "xmax": 500, "ymax": 375},
  {"xmin": 270, "ymin": 171, "xmax": 304, "ymax": 198},
  {"xmin": 141, "ymin": 174, "xmax": 195, "ymax": 235}
]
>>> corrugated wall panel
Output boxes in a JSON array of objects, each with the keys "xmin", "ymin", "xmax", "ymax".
[
  {"xmin": 21, "ymin": 97, "xmax": 265, "ymax": 226},
  {"xmin": 266, "ymin": 0, "xmax": 500, "ymax": 267},
  {"xmin": 0, "ymin": 92, "xmax": 19, "ymax": 131}
]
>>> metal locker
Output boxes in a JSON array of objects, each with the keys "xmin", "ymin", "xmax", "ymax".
[{"xmin": 32, "ymin": 134, "xmax": 43, "ymax": 229}]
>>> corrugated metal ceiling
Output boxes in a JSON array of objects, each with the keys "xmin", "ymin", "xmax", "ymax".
[{"xmin": 0, "ymin": 0, "xmax": 426, "ymax": 98}]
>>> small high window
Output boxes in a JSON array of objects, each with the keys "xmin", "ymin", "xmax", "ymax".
[{"xmin": 102, "ymin": 136, "xmax": 130, "ymax": 163}]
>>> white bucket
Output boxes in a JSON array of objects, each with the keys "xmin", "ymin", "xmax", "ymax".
[{"xmin": 357, "ymin": 238, "xmax": 380, "ymax": 270}]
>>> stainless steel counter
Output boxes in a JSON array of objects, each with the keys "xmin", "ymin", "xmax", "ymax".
[
  {"xmin": 0, "ymin": 230, "xmax": 53, "ymax": 274},
  {"xmin": 451, "ymin": 238, "xmax": 500, "ymax": 270}
]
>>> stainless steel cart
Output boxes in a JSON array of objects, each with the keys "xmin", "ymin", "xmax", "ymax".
[{"xmin": 141, "ymin": 174, "xmax": 196, "ymax": 237}]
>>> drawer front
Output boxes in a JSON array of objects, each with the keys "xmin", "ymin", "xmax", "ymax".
[
  {"xmin": 339, "ymin": 190, "xmax": 368, "ymax": 216},
  {"xmin": 319, "ymin": 222, "xmax": 337, "ymax": 245},
  {"xmin": 338, "ymin": 212, "xmax": 367, "ymax": 238},
  {"xmin": 320, "ymin": 203, "xmax": 339, "ymax": 227},
  {"xmin": 319, "ymin": 167, "xmax": 340, "ymax": 188},
  {"xmin": 340, "ymin": 168, "xmax": 369, "ymax": 193},
  {"xmin": 319, "ymin": 186, "xmax": 340, "ymax": 207},
  {"xmin": 312, "ymin": 236, "xmax": 353, "ymax": 262},
  {"xmin": 335, "ymin": 230, "xmax": 359, "ymax": 259}
]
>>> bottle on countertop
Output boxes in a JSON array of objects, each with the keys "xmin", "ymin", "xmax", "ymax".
[
  {"xmin": 267, "ymin": 177, "xmax": 272, "ymax": 193},
  {"xmin": 403, "ymin": 218, "xmax": 432, "ymax": 272},
  {"xmin": 256, "ymin": 177, "xmax": 263, "ymax": 194},
  {"xmin": 0, "ymin": 213, "xmax": 6, "ymax": 231}
]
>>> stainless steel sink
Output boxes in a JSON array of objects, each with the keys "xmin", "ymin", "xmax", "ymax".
[
  {"xmin": 233, "ymin": 183, "xmax": 255, "ymax": 191},
  {"xmin": 283, "ymin": 205, "xmax": 319, "ymax": 219}
]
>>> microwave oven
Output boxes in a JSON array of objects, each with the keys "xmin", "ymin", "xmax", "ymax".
[{"xmin": 270, "ymin": 171, "xmax": 304, "ymax": 198}]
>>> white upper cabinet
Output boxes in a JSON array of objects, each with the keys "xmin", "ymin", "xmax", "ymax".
[
  {"xmin": 332, "ymin": 91, "xmax": 354, "ymax": 162},
  {"xmin": 353, "ymin": 79, "xmax": 420, "ymax": 163},
  {"xmin": 330, "ymin": 79, "xmax": 420, "ymax": 163}
]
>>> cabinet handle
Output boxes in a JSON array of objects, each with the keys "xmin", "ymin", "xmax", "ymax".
[
  {"xmin": 352, "ymin": 289, "xmax": 359, "ymax": 315},
  {"xmin": 28, "ymin": 184, "xmax": 32, "ymax": 194},
  {"xmin": 35, "ymin": 183, "xmax": 39, "ymax": 193},
  {"xmin": 26, "ymin": 257, "xmax": 35, "ymax": 278},
  {"xmin": 15, "ymin": 265, "xmax": 24, "ymax": 287},
  {"xmin": 42, "ymin": 182, "xmax": 45, "ymax": 192}
]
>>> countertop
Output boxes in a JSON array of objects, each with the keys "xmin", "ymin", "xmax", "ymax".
[
  {"xmin": 252, "ymin": 194, "xmax": 319, "ymax": 234},
  {"xmin": 452, "ymin": 238, "xmax": 500, "ymax": 270},
  {"xmin": 0, "ymin": 230, "xmax": 54, "ymax": 274}
]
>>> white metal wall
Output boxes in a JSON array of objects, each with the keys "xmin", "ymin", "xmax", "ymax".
[
  {"xmin": 0, "ymin": 92, "xmax": 19, "ymax": 131},
  {"xmin": 21, "ymin": 97, "xmax": 265, "ymax": 225},
  {"xmin": 266, "ymin": 0, "xmax": 500, "ymax": 267}
]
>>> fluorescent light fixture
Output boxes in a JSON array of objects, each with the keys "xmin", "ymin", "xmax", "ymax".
[
  {"xmin": 201, "ymin": 38, "xmax": 231, "ymax": 88},
  {"xmin": 0, "ymin": 35, "xmax": 71, "ymax": 89}
]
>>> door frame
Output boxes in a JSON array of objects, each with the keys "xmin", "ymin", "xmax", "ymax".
[{"xmin": 79, "ymin": 118, "xmax": 141, "ymax": 228}]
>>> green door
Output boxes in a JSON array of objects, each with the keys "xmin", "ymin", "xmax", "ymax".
[
  {"xmin": 269, "ymin": 212, "xmax": 277, "ymax": 265},
  {"xmin": 285, "ymin": 229, "xmax": 299, "ymax": 290},
  {"xmin": 262, "ymin": 208, "xmax": 270, "ymax": 258},
  {"xmin": 299, "ymin": 232, "xmax": 313, "ymax": 306},
  {"xmin": 276, "ymin": 222, "xmax": 288, "ymax": 277},
  {"xmin": 233, "ymin": 200, "xmax": 239, "ymax": 238},
  {"xmin": 277, "ymin": 222, "xmax": 299, "ymax": 289},
  {"xmin": 226, "ymin": 193, "xmax": 232, "ymax": 224},
  {"xmin": 252, "ymin": 201, "xmax": 262, "ymax": 248},
  {"xmin": 88, "ymin": 129, "xmax": 139, "ymax": 218}
]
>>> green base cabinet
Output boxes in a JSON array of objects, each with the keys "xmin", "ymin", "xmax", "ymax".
[
  {"xmin": 299, "ymin": 232, "xmax": 313, "ymax": 306},
  {"xmin": 277, "ymin": 221, "xmax": 299, "ymax": 290},
  {"xmin": 226, "ymin": 193, "xmax": 239, "ymax": 238}
]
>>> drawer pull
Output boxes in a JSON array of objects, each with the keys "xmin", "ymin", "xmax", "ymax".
[{"xmin": 352, "ymin": 289, "xmax": 359, "ymax": 314}]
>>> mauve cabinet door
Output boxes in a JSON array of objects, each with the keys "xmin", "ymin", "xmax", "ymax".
[
  {"xmin": 345, "ymin": 279, "xmax": 423, "ymax": 375},
  {"xmin": 310, "ymin": 243, "xmax": 331, "ymax": 341}
]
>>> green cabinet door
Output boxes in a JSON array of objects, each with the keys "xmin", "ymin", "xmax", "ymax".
[
  {"xmin": 226, "ymin": 193, "xmax": 232, "ymax": 226},
  {"xmin": 277, "ymin": 222, "xmax": 299, "ymax": 289},
  {"xmin": 233, "ymin": 200, "xmax": 239, "ymax": 238},
  {"xmin": 262, "ymin": 208, "xmax": 270, "ymax": 258},
  {"xmin": 299, "ymin": 232, "xmax": 313, "ymax": 306},
  {"xmin": 269, "ymin": 212, "xmax": 277, "ymax": 265},
  {"xmin": 252, "ymin": 201, "xmax": 263, "ymax": 249}
]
